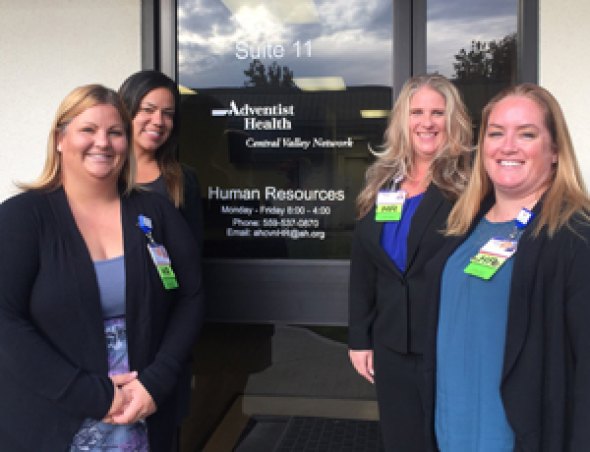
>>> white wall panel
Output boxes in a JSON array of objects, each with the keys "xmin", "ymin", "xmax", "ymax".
[
  {"xmin": 0, "ymin": 0, "xmax": 141, "ymax": 200},
  {"xmin": 539, "ymin": 0, "xmax": 590, "ymax": 185}
]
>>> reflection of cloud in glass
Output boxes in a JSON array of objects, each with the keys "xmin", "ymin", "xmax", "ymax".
[
  {"xmin": 316, "ymin": 0, "xmax": 384, "ymax": 31},
  {"xmin": 427, "ymin": 0, "xmax": 516, "ymax": 77},
  {"xmin": 178, "ymin": 0, "xmax": 518, "ymax": 87},
  {"xmin": 428, "ymin": 0, "xmax": 515, "ymax": 21},
  {"xmin": 222, "ymin": 0, "xmax": 319, "ymax": 24},
  {"xmin": 308, "ymin": 31, "xmax": 393, "ymax": 85},
  {"xmin": 427, "ymin": 16, "xmax": 516, "ymax": 77},
  {"xmin": 178, "ymin": 0, "xmax": 393, "ymax": 88},
  {"xmin": 179, "ymin": 4, "xmax": 287, "ymax": 55},
  {"xmin": 230, "ymin": 5, "xmax": 286, "ymax": 38}
]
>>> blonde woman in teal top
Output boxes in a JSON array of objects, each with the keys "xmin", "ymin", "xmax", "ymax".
[{"xmin": 423, "ymin": 84, "xmax": 590, "ymax": 452}]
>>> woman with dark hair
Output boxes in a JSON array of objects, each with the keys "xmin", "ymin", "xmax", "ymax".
[
  {"xmin": 119, "ymin": 70, "xmax": 203, "ymax": 450},
  {"xmin": 119, "ymin": 69, "xmax": 203, "ymax": 243},
  {"xmin": 0, "ymin": 84, "xmax": 203, "ymax": 451}
]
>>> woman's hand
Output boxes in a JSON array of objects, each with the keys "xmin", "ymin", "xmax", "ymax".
[
  {"xmin": 103, "ymin": 371, "xmax": 137, "ymax": 423},
  {"xmin": 111, "ymin": 379, "xmax": 157, "ymax": 425},
  {"xmin": 349, "ymin": 349, "xmax": 375, "ymax": 384}
]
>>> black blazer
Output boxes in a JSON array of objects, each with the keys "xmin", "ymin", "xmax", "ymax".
[
  {"xmin": 422, "ymin": 197, "xmax": 590, "ymax": 451},
  {"xmin": 348, "ymin": 183, "xmax": 453, "ymax": 354},
  {"xmin": 0, "ymin": 188, "xmax": 204, "ymax": 451}
]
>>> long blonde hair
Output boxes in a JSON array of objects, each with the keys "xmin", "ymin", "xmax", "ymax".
[
  {"xmin": 446, "ymin": 83, "xmax": 590, "ymax": 237},
  {"xmin": 19, "ymin": 84, "xmax": 135, "ymax": 194},
  {"xmin": 356, "ymin": 74, "xmax": 473, "ymax": 218}
]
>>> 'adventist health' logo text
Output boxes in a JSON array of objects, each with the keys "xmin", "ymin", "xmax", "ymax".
[{"xmin": 211, "ymin": 101, "xmax": 294, "ymax": 131}]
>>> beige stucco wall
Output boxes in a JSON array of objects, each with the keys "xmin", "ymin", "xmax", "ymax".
[
  {"xmin": 539, "ymin": 0, "xmax": 590, "ymax": 184},
  {"xmin": 0, "ymin": 0, "xmax": 142, "ymax": 200}
]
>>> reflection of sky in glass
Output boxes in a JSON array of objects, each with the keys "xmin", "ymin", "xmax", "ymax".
[
  {"xmin": 427, "ymin": 0, "xmax": 517, "ymax": 77},
  {"xmin": 178, "ymin": 0, "xmax": 393, "ymax": 88}
]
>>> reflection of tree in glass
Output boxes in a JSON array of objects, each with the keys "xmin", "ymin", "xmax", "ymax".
[
  {"xmin": 453, "ymin": 33, "xmax": 516, "ymax": 82},
  {"xmin": 243, "ymin": 59, "xmax": 295, "ymax": 88}
]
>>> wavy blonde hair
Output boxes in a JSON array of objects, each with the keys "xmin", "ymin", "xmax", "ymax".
[
  {"xmin": 446, "ymin": 83, "xmax": 590, "ymax": 237},
  {"xmin": 357, "ymin": 74, "xmax": 473, "ymax": 218},
  {"xmin": 19, "ymin": 84, "xmax": 135, "ymax": 194}
]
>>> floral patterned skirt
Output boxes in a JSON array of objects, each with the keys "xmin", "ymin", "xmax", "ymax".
[{"xmin": 70, "ymin": 317, "xmax": 149, "ymax": 451}]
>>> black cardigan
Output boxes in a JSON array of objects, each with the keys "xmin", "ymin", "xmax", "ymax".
[
  {"xmin": 348, "ymin": 183, "xmax": 453, "ymax": 354},
  {"xmin": 422, "ymin": 198, "xmax": 590, "ymax": 451},
  {"xmin": 0, "ymin": 188, "xmax": 204, "ymax": 451}
]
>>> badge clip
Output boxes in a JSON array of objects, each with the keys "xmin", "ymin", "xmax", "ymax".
[{"xmin": 137, "ymin": 215, "xmax": 179, "ymax": 290}]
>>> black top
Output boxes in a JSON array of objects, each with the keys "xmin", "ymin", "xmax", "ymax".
[
  {"xmin": 141, "ymin": 164, "xmax": 203, "ymax": 247},
  {"xmin": 0, "ymin": 187, "xmax": 204, "ymax": 451},
  {"xmin": 142, "ymin": 164, "xmax": 204, "ymax": 423},
  {"xmin": 348, "ymin": 183, "xmax": 453, "ymax": 354},
  {"xmin": 141, "ymin": 164, "xmax": 204, "ymax": 422}
]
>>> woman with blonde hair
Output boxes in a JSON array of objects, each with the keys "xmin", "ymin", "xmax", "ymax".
[
  {"xmin": 423, "ymin": 83, "xmax": 590, "ymax": 451},
  {"xmin": 0, "ymin": 84, "xmax": 203, "ymax": 451},
  {"xmin": 348, "ymin": 74, "xmax": 472, "ymax": 451}
]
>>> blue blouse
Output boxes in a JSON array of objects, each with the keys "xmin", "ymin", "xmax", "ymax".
[
  {"xmin": 94, "ymin": 255, "xmax": 126, "ymax": 318},
  {"xmin": 380, "ymin": 193, "xmax": 424, "ymax": 272},
  {"xmin": 436, "ymin": 217, "xmax": 516, "ymax": 452}
]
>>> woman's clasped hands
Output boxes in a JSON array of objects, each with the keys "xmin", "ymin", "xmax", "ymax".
[{"xmin": 103, "ymin": 371, "xmax": 157, "ymax": 425}]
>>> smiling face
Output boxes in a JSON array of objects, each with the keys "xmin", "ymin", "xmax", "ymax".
[
  {"xmin": 58, "ymin": 104, "xmax": 128, "ymax": 184},
  {"xmin": 408, "ymin": 86, "xmax": 447, "ymax": 163},
  {"xmin": 132, "ymin": 87, "xmax": 175, "ymax": 156},
  {"xmin": 483, "ymin": 95, "xmax": 557, "ymax": 201}
]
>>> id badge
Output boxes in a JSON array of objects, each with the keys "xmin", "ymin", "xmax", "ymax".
[
  {"xmin": 147, "ymin": 243, "xmax": 179, "ymax": 290},
  {"xmin": 375, "ymin": 190, "xmax": 406, "ymax": 222},
  {"xmin": 464, "ymin": 237, "xmax": 517, "ymax": 280}
]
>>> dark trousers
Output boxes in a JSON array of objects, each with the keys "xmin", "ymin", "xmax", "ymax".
[{"xmin": 374, "ymin": 341, "xmax": 426, "ymax": 452}]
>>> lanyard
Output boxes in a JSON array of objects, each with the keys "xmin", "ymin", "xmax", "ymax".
[
  {"xmin": 137, "ymin": 215, "xmax": 179, "ymax": 290},
  {"xmin": 508, "ymin": 207, "xmax": 535, "ymax": 239},
  {"xmin": 463, "ymin": 207, "xmax": 535, "ymax": 280},
  {"xmin": 138, "ymin": 214, "xmax": 156, "ymax": 244}
]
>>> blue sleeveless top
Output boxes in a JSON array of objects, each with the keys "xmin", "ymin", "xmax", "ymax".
[{"xmin": 380, "ymin": 193, "xmax": 424, "ymax": 272}]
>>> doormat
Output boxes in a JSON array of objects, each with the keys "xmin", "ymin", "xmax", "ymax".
[{"xmin": 235, "ymin": 415, "xmax": 384, "ymax": 451}]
